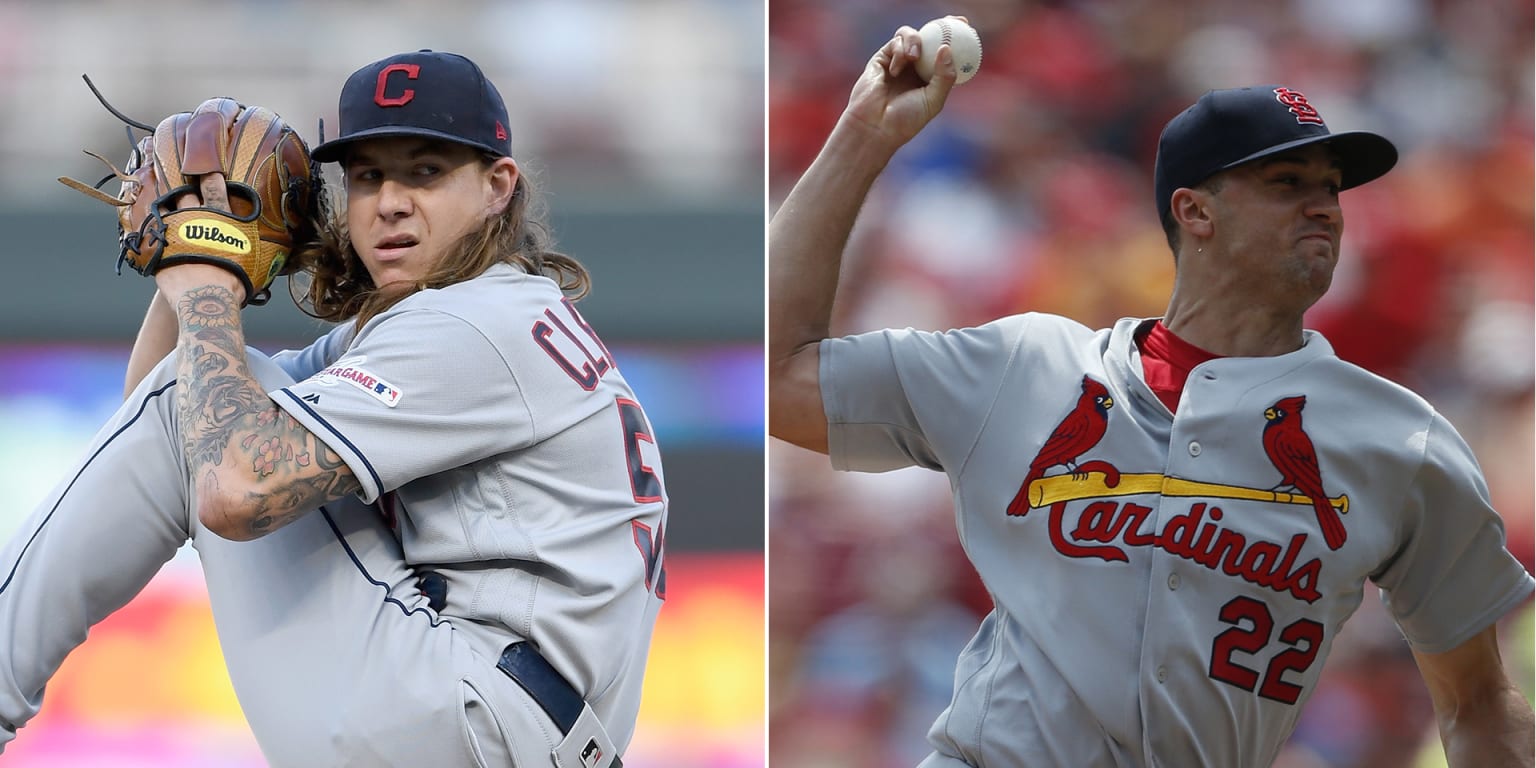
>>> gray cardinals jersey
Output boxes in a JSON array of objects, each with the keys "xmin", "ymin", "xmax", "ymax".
[{"xmin": 819, "ymin": 313, "xmax": 1532, "ymax": 767}]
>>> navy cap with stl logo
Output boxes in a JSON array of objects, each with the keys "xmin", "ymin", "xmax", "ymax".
[
  {"xmin": 312, "ymin": 49, "xmax": 512, "ymax": 163},
  {"xmin": 1153, "ymin": 85, "xmax": 1398, "ymax": 223}
]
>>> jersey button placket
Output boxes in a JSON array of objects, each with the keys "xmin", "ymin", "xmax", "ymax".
[{"xmin": 1148, "ymin": 419, "xmax": 1196, "ymax": 716}]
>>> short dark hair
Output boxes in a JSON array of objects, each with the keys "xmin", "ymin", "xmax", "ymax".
[{"xmin": 1160, "ymin": 175, "xmax": 1224, "ymax": 256}]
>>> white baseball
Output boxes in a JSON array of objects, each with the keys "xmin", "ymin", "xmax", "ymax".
[{"xmin": 914, "ymin": 17, "xmax": 983, "ymax": 85}]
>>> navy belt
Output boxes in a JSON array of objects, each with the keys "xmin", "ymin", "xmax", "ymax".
[{"xmin": 496, "ymin": 642, "xmax": 622, "ymax": 767}]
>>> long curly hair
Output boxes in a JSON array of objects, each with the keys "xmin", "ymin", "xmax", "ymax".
[{"xmin": 287, "ymin": 155, "xmax": 589, "ymax": 330}]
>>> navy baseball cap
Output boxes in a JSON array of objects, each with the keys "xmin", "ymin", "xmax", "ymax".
[
  {"xmin": 1153, "ymin": 85, "xmax": 1397, "ymax": 222},
  {"xmin": 311, "ymin": 49, "xmax": 512, "ymax": 163}
]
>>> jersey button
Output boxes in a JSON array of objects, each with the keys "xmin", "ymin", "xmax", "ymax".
[
  {"xmin": 1188, "ymin": 441, "xmax": 1202, "ymax": 457},
  {"xmin": 1156, "ymin": 666, "xmax": 1168, "ymax": 683},
  {"xmin": 1167, "ymin": 573, "xmax": 1180, "ymax": 590}
]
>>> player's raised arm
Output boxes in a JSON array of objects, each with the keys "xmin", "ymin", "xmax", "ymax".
[
  {"xmin": 154, "ymin": 257, "xmax": 361, "ymax": 543},
  {"xmin": 128, "ymin": 100, "xmax": 353, "ymax": 542},
  {"xmin": 1410, "ymin": 625, "xmax": 1534, "ymax": 767},
  {"xmin": 123, "ymin": 181, "xmax": 232, "ymax": 398},
  {"xmin": 123, "ymin": 189, "xmax": 212, "ymax": 397},
  {"xmin": 123, "ymin": 290, "xmax": 177, "ymax": 398},
  {"xmin": 768, "ymin": 22, "xmax": 960, "ymax": 453}
]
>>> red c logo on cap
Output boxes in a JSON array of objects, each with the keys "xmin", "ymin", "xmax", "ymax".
[{"xmin": 375, "ymin": 64, "xmax": 420, "ymax": 107}]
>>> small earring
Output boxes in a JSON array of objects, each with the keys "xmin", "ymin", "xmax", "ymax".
[{"xmin": 1197, "ymin": 247, "xmax": 1204, "ymax": 254}]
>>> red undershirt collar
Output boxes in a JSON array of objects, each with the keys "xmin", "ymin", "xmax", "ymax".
[{"xmin": 1135, "ymin": 320, "xmax": 1223, "ymax": 413}]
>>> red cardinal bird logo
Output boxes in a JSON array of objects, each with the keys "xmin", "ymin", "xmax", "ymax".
[
  {"xmin": 1262, "ymin": 395, "xmax": 1347, "ymax": 550},
  {"xmin": 1007, "ymin": 375, "xmax": 1114, "ymax": 516}
]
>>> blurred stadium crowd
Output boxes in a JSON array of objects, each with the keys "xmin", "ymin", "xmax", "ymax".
[{"xmin": 768, "ymin": 1, "xmax": 1533, "ymax": 766}]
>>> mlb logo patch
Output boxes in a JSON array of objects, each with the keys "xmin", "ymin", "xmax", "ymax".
[
  {"xmin": 580, "ymin": 739, "xmax": 603, "ymax": 768},
  {"xmin": 371, "ymin": 381, "xmax": 402, "ymax": 403}
]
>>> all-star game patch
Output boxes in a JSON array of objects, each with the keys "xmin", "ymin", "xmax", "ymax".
[{"xmin": 316, "ymin": 358, "xmax": 403, "ymax": 408}]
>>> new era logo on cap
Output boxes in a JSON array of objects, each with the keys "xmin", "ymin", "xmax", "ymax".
[
  {"xmin": 1153, "ymin": 85, "xmax": 1398, "ymax": 222},
  {"xmin": 312, "ymin": 49, "xmax": 512, "ymax": 163}
]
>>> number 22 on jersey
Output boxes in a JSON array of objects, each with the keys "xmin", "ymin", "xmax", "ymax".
[{"xmin": 1209, "ymin": 596, "xmax": 1323, "ymax": 705}]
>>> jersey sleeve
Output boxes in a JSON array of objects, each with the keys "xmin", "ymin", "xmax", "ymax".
[
  {"xmin": 269, "ymin": 323, "xmax": 353, "ymax": 381},
  {"xmin": 270, "ymin": 309, "xmax": 532, "ymax": 504},
  {"xmin": 1373, "ymin": 411, "xmax": 1535, "ymax": 653},
  {"xmin": 821, "ymin": 316, "xmax": 1026, "ymax": 474}
]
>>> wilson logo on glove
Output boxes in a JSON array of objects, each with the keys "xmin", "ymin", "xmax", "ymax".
[{"xmin": 180, "ymin": 220, "xmax": 251, "ymax": 254}]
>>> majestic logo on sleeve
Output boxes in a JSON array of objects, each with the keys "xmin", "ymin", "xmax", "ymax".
[{"xmin": 1008, "ymin": 387, "xmax": 1350, "ymax": 603}]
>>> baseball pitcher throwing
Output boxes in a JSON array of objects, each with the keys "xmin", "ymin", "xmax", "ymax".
[
  {"xmin": 0, "ymin": 50, "xmax": 665, "ymax": 767},
  {"xmin": 769, "ymin": 19, "xmax": 1534, "ymax": 767}
]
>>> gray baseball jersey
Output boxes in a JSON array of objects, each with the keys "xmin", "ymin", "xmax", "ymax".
[
  {"xmin": 820, "ymin": 313, "xmax": 1533, "ymax": 767},
  {"xmin": 0, "ymin": 263, "xmax": 665, "ymax": 766},
  {"xmin": 272, "ymin": 263, "xmax": 668, "ymax": 745}
]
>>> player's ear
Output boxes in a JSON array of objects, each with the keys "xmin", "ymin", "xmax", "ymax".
[
  {"xmin": 485, "ymin": 156, "xmax": 520, "ymax": 216},
  {"xmin": 1170, "ymin": 187, "xmax": 1214, "ymax": 240}
]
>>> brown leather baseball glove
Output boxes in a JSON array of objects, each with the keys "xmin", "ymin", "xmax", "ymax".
[{"xmin": 61, "ymin": 94, "xmax": 321, "ymax": 306}]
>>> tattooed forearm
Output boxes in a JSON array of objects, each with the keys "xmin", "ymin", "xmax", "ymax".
[
  {"xmin": 185, "ymin": 375, "xmax": 269, "ymax": 466},
  {"xmin": 173, "ymin": 284, "xmax": 361, "ymax": 540},
  {"xmin": 246, "ymin": 440, "xmax": 363, "ymax": 536},
  {"xmin": 191, "ymin": 345, "xmax": 230, "ymax": 381},
  {"xmin": 175, "ymin": 288, "xmax": 264, "ymax": 470}
]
